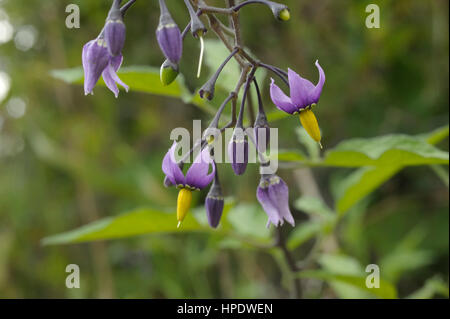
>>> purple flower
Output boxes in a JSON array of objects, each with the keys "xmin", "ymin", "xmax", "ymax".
[
  {"xmin": 256, "ymin": 174, "xmax": 295, "ymax": 228},
  {"xmin": 270, "ymin": 61, "xmax": 325, "ymax": 146},
  {"xmin": 162, "ymin": 143, "xmax": 215, "ymax": 190},
  {"xmin": 82, "ymin": 37, "xmax": 128, "ymax": 97},
  {"xmin": 104, "ymin": 0, "xmax": 126, "ymax": 57},
  {"xmin": 156, "ymin": 0, "xmax": 182, "ymax": 64},
  {"xmin": 162, "ymin": 143, "xmax": 215, "ymax": 226},
  {"xmin": 228, "ymin": 129, "xmax": 249, "ymax": 176},
  {"xmin": 270, "ymin": 60, "xmax": 325, "ymax": 114}
]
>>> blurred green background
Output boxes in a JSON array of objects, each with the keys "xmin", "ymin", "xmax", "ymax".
[{"xmin": 0, "ymin": 0, "xmax": 448, "ymax": 298}]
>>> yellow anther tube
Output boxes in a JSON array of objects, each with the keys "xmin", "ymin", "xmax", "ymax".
[
  {"xmin": 299, "ymin": 109, "xmax": 322, "ymax": 148},
  {"xmin": 177, "ymin": 188, "xmax": 192, "ymax": 227}
]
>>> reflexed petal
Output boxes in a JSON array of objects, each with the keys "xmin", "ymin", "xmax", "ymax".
[
  {"xmin": 185, "ymin": 147, "xmax": 215, "ymax": 189},
  {"xmin": 309, "ymin": 60, "xmax": 326, "ymax": 104},
  {"xmin": 288, "ymin": 68, "xmax": 315, "ymax": 108},
  {"xmin": 162, "ymin": 143, "xmax": 185, "ymax": 186},
  {"xmin": 270, "ymin": 79, "xmax": 297, "ymax": 114},
  {"xmin": 102, "ymin": 55, "xmax": 129, "ymax": 98}
]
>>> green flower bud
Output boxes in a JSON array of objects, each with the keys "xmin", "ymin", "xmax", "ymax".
[
  {"xmin": 279, "ymin": 8, "xmax": 290, "ymax": 21},
  {"xmin": 160, "ymin": 59, "xmax": 179, "ymax": 86}
]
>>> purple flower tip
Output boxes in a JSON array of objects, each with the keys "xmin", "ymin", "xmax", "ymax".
[
  {"xmin": 256, "ymin": 175, "xmax": 295, "ymax": 228},
  {"xmin": 205, "ymin": 195, "xmax": 224, "ymax": 228}
]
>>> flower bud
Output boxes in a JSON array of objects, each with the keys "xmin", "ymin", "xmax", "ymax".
[
  {"xmin": 160, "ymin": 59, "xmax": 179, "ymax": 86},
  {"xmin": 228, "ymin": 129, "xmax": 249, "ymax": 176},
  {"xmin": 156, "ymin": 0, "xmax": 183, "ymax": 64},
  {"xmin": 198, "ymin": 79, "xmax": 215, "ymax": 100},
  {"xmin": 104, "ymin": 0, "xmax": 126, "ymax": 57},
  {"xmin": 264, "ymin": 1, "xmax": 290, "ymax": 21},
  {"xmin": 205, "ymin": 174, "xmax": 224, "ymax": 228}
]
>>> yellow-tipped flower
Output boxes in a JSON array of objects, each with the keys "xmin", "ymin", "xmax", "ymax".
[
  {"xmin": 270, "ymin": 60, "xmax": 326, "ymax": 147},
  {"xmin": 162, "ymin": 143, "xmax": 216, "ymax": 227}
]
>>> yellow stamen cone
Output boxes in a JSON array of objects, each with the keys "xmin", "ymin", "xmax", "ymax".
[
  {"xmin": 299, "ymin": 109, "xmax": 322, "ymax": 147},
  {"xmin": 177, "ymin": 188, "xmax": 192, "ymax": 226}
]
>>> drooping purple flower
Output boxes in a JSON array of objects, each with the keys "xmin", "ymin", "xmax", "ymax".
[
  {"xmin": 162, "ymin": 143, "xmax": 215, "ymax": 191},
  {"xmin": 104, "ymin": 0, "xmax": 126, "ymax": 57},
  {"xmin": 82, "ymin": 37, "xmax": 128, "ymax": 97},
  {"xmin": 162, "ymin": 143, "xmax": 216, "ymax": 227},
  {"xmin": 270, "ymin": 60, "xmax": 325, "ymax": 114},
  {"xmin": 256, "ymin": 174, "xmax": 295, "ymax": 228},
  {"xmin": 156, "ymin": 0, "xmax": 182, "ymax": 64},
  {"xmin": 82, "ymin": 38, "xmax": 110, "ymax": 96},
  {"xmin": 270, "ymin": 61, "xmax": 325, "ymax": 146},
  {"xmin": 228, "ymin": 128, "xmax": 249, "ymax": 176},
  {"xmin": 205, "ymin": 171, "xmax": 224, "ymax": 228}
]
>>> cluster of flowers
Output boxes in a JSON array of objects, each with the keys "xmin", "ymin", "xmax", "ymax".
[{"xmin": 82, "ymin": 0, "xmax": 326, "ymax": 230}]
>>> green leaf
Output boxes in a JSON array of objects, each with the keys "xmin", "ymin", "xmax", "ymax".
[
  {"xmin": 332, "ymin": 126, "xmax": 449, "ymax": 214},
  {"xmin": 418, "ymin": 125, "xmax": 449, "ymax": 145},
  {"xmin": 42, "ymin": 207, "xmax": 206, "ymax": 245},
  {"xmin": 335, "ymin": 165, "xmax": 401, "ymax": 214},
  {"xmin": 407, "ymin": 276, "xmax": 450, "ymax": 299},
  {"xmin": 298, "ymin": 270, "xmax": 398, "ymax": 299},
  {"xmin": 294, "ymin": 196, "xmax": 335, "ymax": 220},
  {"xmin": 226, "ymin": 203, "xmax": 272, "ymax": 243},
  {"xmin": 272, "ymin": 149, "xmax": 306, "ymax": 162},
  {"xmin": 50, "ymin": 66, "xmax": 216, "ymax": 115},
  {"xmin": 323, "ymin": 134, "xmax": 449, "ymax": 167}
]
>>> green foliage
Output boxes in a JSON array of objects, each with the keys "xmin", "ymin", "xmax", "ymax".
[
  {"xmin": 298, "ymin": 270, "xmax": 397, "ymax": 299},
  {"xmin": 51, "ymin": 66, "xmax": 216, "ymax": 115}
]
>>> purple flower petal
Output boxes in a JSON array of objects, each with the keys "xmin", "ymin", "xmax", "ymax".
[
  {"xmin": 256, "ymin": 175, "xmax": 295, "ymax": 228},
  {"xmin": 162, "ymin": 143, "xmax": 185, "ymax": 186},
  {"xmin": 185, "ymin": 147, "xmax": 215, "ymax": 189},
  {"xmin": 309, "ymin": 60, "xmax": 326, "ymax": 104},
  {"xmin": 104, "ymin": 20, "xmax": 126, "ymax": 57},
  {"xmin": 82, "ymin": 39, "xmax": 110, "ymax": 96},
  {"xmin": 288, "ymin": 68, "xmax": 316, "ymax": 108},
  {"xmin": 102, "ymin": 54, "xmax": 129, "ymax": 98},
  {"xmin": 156, "ymin": 25, "xmax": 182, "ymax": 64},
  {"xmin": 257, "ymin": 185, "xmax": 283, "ymax": 227},
  {"xmin": 269, "ymin": 79, "xmax": 298, "ymax": 114},
  {"xmin": 267, "ymin": 176, "xmax": 295, "ymax": 226}
]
